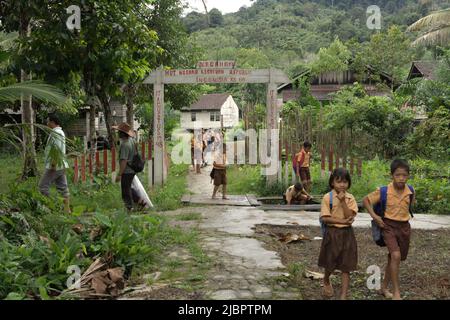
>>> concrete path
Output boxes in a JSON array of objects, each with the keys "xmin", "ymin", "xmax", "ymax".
[{"xmin": 183, "ymin": 164, "xmax": 450, "ymax": 300}]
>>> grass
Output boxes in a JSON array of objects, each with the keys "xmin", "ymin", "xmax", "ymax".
[
  {"xmin": 176, "ymin": 212, "xmax": 202, "ymax": 221},
  {"xmin": 0, "ymin": 152, "xmax": 211, "ymax": 299}
]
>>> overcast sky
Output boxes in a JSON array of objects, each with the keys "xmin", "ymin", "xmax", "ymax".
[{"xmin": 183, "ymin": 0, "xmax": 254, "ymax": 14}]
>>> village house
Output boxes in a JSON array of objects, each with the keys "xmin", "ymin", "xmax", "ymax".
[
  {"xmin": 403, "ymin": 60, "xmax": 438, "ymax": 122},
  {"xmin": 277, "ymin": 66, "xmax": 394, "ymax": 104},
  {"xmin": 407, "ymin": 61, "xmax": 437, "ymax": 81},
  {"xmin": 180, "ymin": 93, "xmax": 240, "ymax": 131}
]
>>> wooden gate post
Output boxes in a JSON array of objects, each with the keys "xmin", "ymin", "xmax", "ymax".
[
  {"xmin": 153, "ymin": 67, "xmax": 165, "ymax": 186},
  {"xmin": 103, "ymin": 149, "xmax": 108, "ymax": 175},
  {"xmin": 266, "ymin": 68, "xmax": 279, "ymax": 186},
  {"xmin": 74, "ymin": 157, "xmax": 79, "ymax": 183},
  {"xmin": 81, "ymin": 154, "xmax": 86, "ymax": 182}
]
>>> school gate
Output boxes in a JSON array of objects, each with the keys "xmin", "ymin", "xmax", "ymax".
[{"xmin": 143, "ymin": 62, "xmax": 290, "ymax": 186}]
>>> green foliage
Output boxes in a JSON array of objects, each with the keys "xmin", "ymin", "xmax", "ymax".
[
  {"xmin": 186, "ymin": 0, "xmax": 444, "ymax": 74},
  {"xmin": 405, "ymin": 107, "xmax": 450, "ymax": 161},
  {"xmin": 323, "ymin": 84, "xmax": 414, "ymax": 158},
  {"xmin": 353, "ymin": 25, "xmax": 413, "ymax": 86},
  {"xmin": 311, "ymin": 37, "xmax": 351, "ymax": 75},
  {"xmin": 149, "ymin": 163, "xmax": 189, "ymax": 211}
]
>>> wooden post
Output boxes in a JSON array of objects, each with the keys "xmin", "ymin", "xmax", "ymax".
[
  {"xmin": 74, "ymin": 157, "xmax": 79, "ymax": 183},
  {"xmin": 266, "ymin": 69, "xmax": 279, "ymax": 185},
  {"xmin": 335, "ymin": 151, "xmax": 340, "ymax": 170},
  {"xmin": 148, "ymin": 139, "xmax": 152, "ymax": 161},
  {"xmin": 350, "ymin": 157, "xmax": 354, "ymax": 176},
  {"xmin": 103, "ymin": 149, "xmax": 108, "ymax": 175},
  {"xmin": 88, "ymin": 153, "xmax": 93, "ymax": 182},
  {"xmin": 148, "ymin": 138, "xmax": 153, "ymax": 190},
  {"xmin": 284, "ymin": 141, "xmax": 289, "ymax": 186},
  {"xmin": 153, "ymin": 67, "xmax": 165, "ymax": 186},
  {"xmin": 141, "ymin": 141, "xmax": 145, "ymax": 159},
  {"xmin": 95, "ymin": 151, "xmax": 100, "ymax": 174},
  {"xmin": 357, "ymin": 159, "xmax": 362, "ymax": 177},
  {"xmin": 111, "ymin": 148, "xmax": 116, "ymax": 173},
  {"xmin": 321, "ymin": 147, "xmax": 326, "ymax": 178},
  {"xmin": 328, "ymin": 145, "xmax": 334, "ymax": 173},
  {"xmin": 278, "ymin": 120, "xmax": 282, "ymax": 183},
  {"xmin": 81, "ymin": 154, "xmax": 86, "ymax": 182}
]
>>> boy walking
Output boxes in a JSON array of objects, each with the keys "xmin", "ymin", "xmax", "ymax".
[
  {"xmin": 363, "ymin": 159, "xmax": 415, "ymax": 300},
  {"xmin": 294, "ymin": 141, "xmax": 312, "ymax": 192},
  {"xmin": 38, "ymin": 114, "xmax": 71, "ymax": 213}
]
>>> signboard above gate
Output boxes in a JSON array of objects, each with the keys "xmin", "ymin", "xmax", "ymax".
[
  {"xmin": 196, "ymin": 60, "xmax": 236, "ymax": 69},
  {"xmin": 144, "ymin": 68, "xmax": 289, "ymax": 84}
]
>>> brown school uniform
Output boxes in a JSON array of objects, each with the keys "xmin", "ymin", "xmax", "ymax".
[
  {"xmin": 318, "ymin": 192, "xmax": 358, "ymax": 272},
  {"xmin": 213, "ymin": 152, "xmax": 227, "ymax": 186},
  {"xmin": 367, "ymin": 183, "xmax": 414, "ymax": 261},
  {"xmin": 285, "ymin": 185, "xmax": 308, "ymax": 204},
  {"xmin": 296, "ymin": 148, "xmax": 311, "ymax": 181}
]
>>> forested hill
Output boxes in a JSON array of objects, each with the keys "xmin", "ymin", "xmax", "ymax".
[{"xmin": 183, "ymin": 0, "xmax": 449, "ymax": 73}]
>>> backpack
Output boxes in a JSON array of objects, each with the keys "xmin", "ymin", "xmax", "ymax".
[
  {"xmin": 319, "ymin": 191, "xmax": 333, "ymax": 236},
  {"xmin": 127, "ymin": 139, "xmax": 145, "ymax": 173},
  {"xmin": 371, "ymin": 185, "xmax": 415, "ymax": 247}
]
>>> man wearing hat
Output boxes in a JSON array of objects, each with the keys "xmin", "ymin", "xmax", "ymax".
[{"xmin": 113, "ymin": 122, "xmax": 137, "ymax": 211}]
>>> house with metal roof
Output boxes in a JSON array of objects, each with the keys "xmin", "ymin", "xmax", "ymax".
[{"xmin": 180, "ymin": 93, "xmax": 239, "ymax": 130}]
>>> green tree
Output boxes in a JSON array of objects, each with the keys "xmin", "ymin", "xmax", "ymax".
[
  {"xmin": 354, "ymin": 25, "xmax": 413, "ymax": 89},
  {"xmin": 407, "ymin": 8, "xmax": 450, "ymax": 47},
  {"xmin": 406, "ymin": 106, "xmax": 450, "ymax": 161},
  {"xmin": 209, "ymin": 8, "xmax": 224, "ymax": 28},
  {"xmin": 12, "ymin": 1, "xmax": 160, "ymax": 148},
  {"xmin": 310, "ymin": 37, "xmax": 351, "ymax": 76}
]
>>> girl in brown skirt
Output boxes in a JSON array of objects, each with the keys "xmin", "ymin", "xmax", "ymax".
[{"xmin": 318, "ymin": 168, "xmax": 358, "ymax": 300}]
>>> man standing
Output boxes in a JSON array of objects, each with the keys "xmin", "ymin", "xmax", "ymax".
[
  {"xmin": 113, "ymin": 122, "xmax": 136, "ymax": 211},
  {"xmin": 38, "ymin": 114, "xmax": 71, "ymax": 213}
]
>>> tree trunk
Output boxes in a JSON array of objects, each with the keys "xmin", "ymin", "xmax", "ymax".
[
  {"xmin": 99, "ymin": 93, "xmax": 117, "ymax": 148},
  {"xmin": 201, "ymin": 0, "xmax": 210, "ymax": 26},
  {"xmin": 89, "ymin": 103, "xmax": 96, "ymax": 152},
  {"xmin": 20, "ymin": 17, "xmax": 37, "ymax": 179},
  {"xmin": 124, "ymin": 85, "xmax": 137, "ymax": 129}
]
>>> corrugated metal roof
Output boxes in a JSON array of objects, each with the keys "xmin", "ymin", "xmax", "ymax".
[{"xmin": 189, "ymin": 93, "xmax": 230, "ymax": 111}]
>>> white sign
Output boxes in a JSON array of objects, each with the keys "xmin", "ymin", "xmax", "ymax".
[{"xmin": 144, "ymin": 68, "xmax": 289, "ymax": 84}]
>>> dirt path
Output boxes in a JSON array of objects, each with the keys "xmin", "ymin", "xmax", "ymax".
[
  {"xmin": 184, "ymin": 164, "xmax": 450, "ymax": 300},
  {"xmin": 124, "ymin": 165, "xmax": 450, "ymax": 300}
]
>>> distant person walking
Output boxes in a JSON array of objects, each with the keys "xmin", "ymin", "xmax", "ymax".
[
  {"xmin": 211, "ymin": 143, "xmax": 228, "ymax": 200},
  {"xmin": 113, "ymin": 122, "xmax": 137, "ymax": 211},
  {"xmin": 38, "ymin": 114, "xmax": 71, "ymax": 213}
]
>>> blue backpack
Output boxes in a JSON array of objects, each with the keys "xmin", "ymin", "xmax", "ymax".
[
  {"xmin": 371, "ymin": 185, "xmax": 415, "ymax": 247},
  {"xmin": 319, "ymin": 191, "xmax": 333, "ymax": 236}
]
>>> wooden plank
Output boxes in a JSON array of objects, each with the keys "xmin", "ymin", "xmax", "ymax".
[
  {"xmin": 181, "ymin": 195, "xmax": 191, "ymax": 203},
  {"xmin": 260, "ymin": 202, "xmax": 364, "ymax": 211},
  {"xmin": 246, "ymin": 194, "xmax": 262, "ymax": 207},
  {"xmin": 257, "ymin": 196, "xmax": 284, "ymax": 201},
  {"xmin": 266, "ymin": 77, "xmax": 279, "ymax": 185},
  {"xmin": 153, "ymin": 67, "xmax": 165, "ymax": 186}
]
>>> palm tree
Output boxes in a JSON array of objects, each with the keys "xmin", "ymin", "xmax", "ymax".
[
  {"xmin": 1, "ymin": 31, "xmax": 70, "ymax": 178},
  {"xmin": 407, "ymin": 8, "xmax": 450, "ymax": 47},
  {"xmin": 0, "ymin": 81, "xmax": 68, "ymax": 105}
]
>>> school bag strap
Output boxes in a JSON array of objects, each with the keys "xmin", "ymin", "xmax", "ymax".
[
  {"xmin": 319, "ymin": 191, "xmax": 332, "ymax": 237},
  {"xmin": 375, "ymin": 185, "xmax": 414, "ymax": 218},
  {"xmin": 408, "ymin": 185, "xmax": 415, "ymax": 218},
  {"xmin": 329, "ymin": 191, "xmax": 333, "ymax": 210}
]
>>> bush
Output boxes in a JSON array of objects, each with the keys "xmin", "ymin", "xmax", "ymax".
[{"xmin": 405, "ymin": 106, "xmax": 450, "ymax": 162}]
